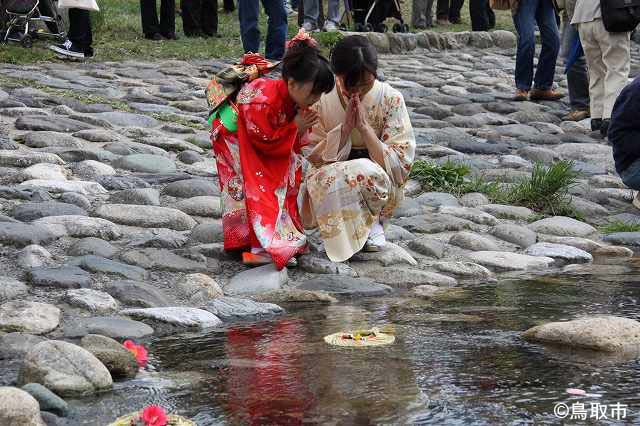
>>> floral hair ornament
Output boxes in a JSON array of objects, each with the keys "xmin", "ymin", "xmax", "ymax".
[
  {"xmin": 286, "ymin": 28, "xmax": 318, "ymax": 49},
  {"xmin": 108, "ymin": 405, "xmax": 196, "ymax": 426},
  {"xmin": 123, "ymin": 340, "xmax": 148, "ymax": 368}
]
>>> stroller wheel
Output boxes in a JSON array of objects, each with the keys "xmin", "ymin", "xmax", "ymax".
[
  {"xmin": 392, "ymin": 23, "xmax": 402, "ymax": 33},
  {"xmin": 21, "ymin": 35, "xmax": 33, "ymax": 48},
  {"xmin": 375, "ymin": 23, "xmax": 388, "ymax": 33},
  {"xmin": 401, "ymin": 24, "xmax": 411, "ymax": 33},
  {"xmin": 364, "ymin": 23, "xmax": 374, "ymax": 32},
  {"xmin": 355, "ymin": 23, "xmax": 365, "ymax": 32}
]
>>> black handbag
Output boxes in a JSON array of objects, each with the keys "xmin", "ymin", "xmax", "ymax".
[{"xmin": 601, "ymin": 0, "xmax": 640, "ymax": 32}]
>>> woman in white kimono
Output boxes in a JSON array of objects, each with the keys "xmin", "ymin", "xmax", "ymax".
[{"xmin": 301, "ymin": 35, "xmax": 416, "ymax": 263}]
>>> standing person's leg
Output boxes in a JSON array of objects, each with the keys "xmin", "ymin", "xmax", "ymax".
[
  {"xmin": 140, "ymin": 0, "xmax": 161, "ymax": 37},
  {"xmin": 303, "ymin": 0, "xmax": 320, "ymax": 30},
  {"xmin": 263, "ymin": 0, "xmax": 288, "ymax": 60},
  {"xmin": 201, "ymin": 0, "xmax": 219, "ymax": 36},
  {"xmin": 512, "ymin": 0, "xmax": 538, "ymax": 97},
  {"xmin": 469, "ymin": 0, "xmax": 488, "ymax": 31},
  {"xmin": 579, "ymin": 21, "xmax": 606, "ymax": 129},
  {"xmin": 487, "ymin": 2, "xmax": 495, "ymax": 28},
  {"xmin": 159, "ymin": 0, "xmax": 177, "ymax": 38},
  {"xmin": 531, "ymin": 0, "xmax": 560, "ymax": 93},
  {"xmin": 560, "ymin": 18, "xmax": 590, "ymax": 118},
  {"xmin": 224, "ymin": 0, "xmax": 235, "ymax": 12},
  {"xmin": 597, "ymin": 24, "xmax": 631, "ymax": 121},
  {"xmin": 68, "ymin": 8, "xmax": 93, "ymax": 55},
  {"xmin": 324, "ymin": 0, "xmax": 341, "ymax": 29},
  {"xmin": 412, "ymin": 0, "xmax": 428, "ymax": 28},
  {"xmin": 238, "ymin": 0, "xmax": 260, "ymax": 54},
  {"xmin": 449, "ymin": 0, "xmax": 464, "ymax": 23},
  {"xmin": 436, "ymin": 0, "xmax": 450, "ymax": 24},
  {"xmin": 181, "ymin": 0, "xmax": 201, "ymax": 36}
]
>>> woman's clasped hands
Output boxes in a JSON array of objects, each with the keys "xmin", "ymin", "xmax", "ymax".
[{"xmin": 295, "ymin": 108, "xmax": 319, "ymax": 136}]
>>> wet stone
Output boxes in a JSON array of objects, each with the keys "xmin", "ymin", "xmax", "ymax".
[
  {"xmin": 11, "ymin": 202, "xmax": 87, "ymax": 222},
  {"xmin": 64, "ymin": 316, "xmax": 154, "ymax": 339},
  {"xmin": 29, "ymin": 266, "xmax": 92, "ymax": 289},
  {"xmin": 203, "ymin": 297, "xmax": 284, "ymax": 322},
  {"xmin": 0, "ymin": 333, "xmax": 48, "ymax": 360},
  {"xmin": 105, "ymin": 280, "xmax": 170, "ymax": 308},
  {"xmin": 298, "ymin": 276, "xmax": 392, "ymax": 297},
  {"xmin": 72, "ymin": 255, "xmax": 148, "ymax": 281}
]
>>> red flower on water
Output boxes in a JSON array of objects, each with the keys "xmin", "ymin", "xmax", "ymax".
[
  {"xmin": 140, "ymin": 405, "xmax": 168, "ymax": 426},
  {"xmin": 123, "ymin": 340, "xmax": 148, "ymax": 368}
]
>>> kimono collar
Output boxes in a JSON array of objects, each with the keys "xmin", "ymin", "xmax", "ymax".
[{"xmin": 276, "ymin": 79, "xmax": 297, "ymax": 117}]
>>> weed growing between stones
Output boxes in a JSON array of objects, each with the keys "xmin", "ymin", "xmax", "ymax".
[
  {"xmin": 410, "ymin": 159, "xmax": 583, "ymax": 219},
  {"xmin": 600, "ymin": 221, "xmax": 640, "ymax": 234},
  {"xmin": 151, "ymin": 113, "xmax": 207, "ymax": 130}
]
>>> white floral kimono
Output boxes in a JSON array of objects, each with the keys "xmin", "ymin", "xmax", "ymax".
[{"xmin": 301, "ymin": 80, "xmax": 416, "ymax": 262}]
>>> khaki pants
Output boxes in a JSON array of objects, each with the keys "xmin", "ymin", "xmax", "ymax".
[{"xmin": 578, "ymin": 18, "xmax": 631, "ymax": 119}]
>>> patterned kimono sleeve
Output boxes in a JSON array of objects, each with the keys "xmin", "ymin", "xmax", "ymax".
[
  {"xmin": 380, "ymin": 91, "xmax": 416, "ymax": 188},
  {"xmin": 302, "ymin": 103, "xmax": 350, "ymax": 166},
  {"xmin": 238, "ymin": 102, "xmax": 299, "ymax": 157}
]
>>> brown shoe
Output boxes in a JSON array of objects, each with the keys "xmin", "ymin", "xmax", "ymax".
[
  {"xmin": 514, "ymin": 89, "xmax": 529, "ymax": 101},
  {"xmin": 529, "ymin": 88, "xmax": 564, "ymax": 101},
  {"xmin": 562, "ymin": 109, "xmax": 590, "ymax": 121},
  {"xmin": 437, "ymin": 18, "xmax": 450, "ymax": 25}
]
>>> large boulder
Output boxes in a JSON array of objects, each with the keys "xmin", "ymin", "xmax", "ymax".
[
  {"xmin": 95, "ymin": 204, "xmax": 197, "ymax": 231},
  {"xmin": 80, "ymin": 334, "xmax": 138, "ymax": 379},
  {"xmin": 0, "ymin": 301, "xmax": 61, "ymax": 334},
  {"xmin": 225, "ymin": 264, "xmax": 288, "ymax": 296},
  {"xmin": 528, "ymin": 216, "xmax": 598, "ymax": 238},
  {"xmin": 18, "ymin": 340, "xmax": 113, "ymax": 396},
  {"xmin": 467, "ymin": 251, "xmax": 555, "ymax": 271},
  {"xmin": 0, "ymin": 387, "xmax": 45, "ymax": 426}
]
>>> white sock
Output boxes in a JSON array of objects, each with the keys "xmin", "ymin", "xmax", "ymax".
[{"xmin": 368, "ymin": 221, "xmax": 386, "ymax": 246}]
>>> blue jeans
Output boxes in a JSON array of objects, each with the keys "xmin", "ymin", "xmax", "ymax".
[
  {"xmin": 512, "ymin": 0, "xmax": 560, "ymax": 91},
  {"xmin": 621, "ymin": 159, "xmax": 640, "ymax": 191},
  {"xmin": 238, "ymin": 0, "xmax": 288, "ymax": 60},
  {"xmin": 561, "ymin": 17, "xmax": 589, "ymax": 110}
]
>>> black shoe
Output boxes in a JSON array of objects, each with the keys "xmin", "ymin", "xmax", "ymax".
[
  {"xmin": 600, "ymin": 119, "xmax": 610, "ymax": 138},
  {"xmin": 161, "ymin": 32, "xmax": 179, "ymax": 40},
  {"xmin": 202, "ymin": 32, "xmax": 222, "ymax": 38},
  {"xmin": 145, "ymin": 33, "xmax": 163, "ymax": 41},
  {"xmin": 48, "ymin": 39, "xmax": 85, "ymax": 59},
  {"xmin": 591, "ymin": 118, "xmax": 603, "ymax": 131}
]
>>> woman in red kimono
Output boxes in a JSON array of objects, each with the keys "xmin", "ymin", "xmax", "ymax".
[{"xmin": 212, "ymin": 29, "xmax": 334, "ymax": 270}]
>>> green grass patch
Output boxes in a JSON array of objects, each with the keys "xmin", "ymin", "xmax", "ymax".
[
  {"xmin": 410, "ymin": 159, "xmax": 583, "ymax": 219},
  {"xmin": 151, "ymin": 113, "xmax": 206, "ymax": 130},
  {"xmin": 600, "ymin": 221, "xmax": 640, "ymax": 234}
]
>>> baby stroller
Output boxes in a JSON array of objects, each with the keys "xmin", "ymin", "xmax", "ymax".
[
  {"xmin": 342, "ymin": 0, "xmax": 409, "ymax": 33},
  {"xmin": 2, "ymin": 0, "xmax": 66, "ymax": 47}
]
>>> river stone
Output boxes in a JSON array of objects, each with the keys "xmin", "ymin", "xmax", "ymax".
[
  {"xmin": 93, "ymin": 112, "xmax": 159, "ymax": 128},
  {"xmin": 32, "ymin": 216, "xmax": 121, "ymax": 240},
  {"xmin": 491, "ymin": 224, "xmax": 537, "ymax": 248},
  {"xmin": 126, "ymin": 229, "xmax": 188, "ymax": 249},
  {"xmin": 439, "ymin": 206, "xmax": 498, "ymax": 226},
  {"xmin": 95, "ymin": 204, "xmax": 197, "ymax": 231},
  {"xmin": 0, "ymin": 151, "xmax": 64, "ymax": 168},
  {"xmin": 73, "ymin": 160, "xmax": 115, "ymax": 179},
  {"xmin": 407, "ymin": 236, "xmax": 447, "ymax": 258},
  {"xmin": 18, "ymin": 340, "xmax": 113, "ymax": 396},
  {"xmin": 189, "ymin": 222, "xmax": 223, "ymax": 244},
  {"xmin": 64, "ymin": 316, "xmax": 154, "ymax": 339},
  {"xmin": 73, "ymin": 129, "xmax": 121, "ymax": 143},
  {"xmin": 23, "ymin": 132, "xmax": 84, "ymax": 149},
  {"xmin": 459, "ymin": 193, "xmax": 490, "ymax": 207},
  {"xmin": 298, "ymin": 254, "xmax": 358, "ymax": 276},
  {"xmin": 350, "ymin": 242, "xmax": 417, "ymax": 266},
  {"xmin": 491, "ymin": 30, "xmax": 517, "ymax": 48},
  {"xmin": 0, "ymin": 301, "xmax": 60, "ymax": 334},
  {"xmin": 528, "ymin": 216, "xmax": 597, "ymax": 238},
  {"xmin": 467, "ymin": 251, "xmax": 555, "ymax": 271},
  {"xmin": 0, "ymin": 387, "xmax": 46, "ymax": 426},
  {"xmin": 177, "ymin": 151, "xmax": 201, "ymax": 164},
  {"xmin": 0, "ymin": 278, "xmax": 29, "ymax": 301},
  {"xmin": 434, "ymin": 261, "xmax": 494, "ymax": 279},
  {"xmin": 120, "ymin": 307, "xmax": 222, "ymax": 329},
  {"xmin": 120, "ymin": 248, "xmax": 207, "ymax": 272},
  {"xmin": 21, "ymin": 383, "xmax": 68, "ymax": 417},
  {"xmin": 96, "ymin": 175, "xmax": 151, "ymax": 190},
  {"xmin": 72, "ymin": 255, "xmax": 148, "ymax": 281},
  {"xmin": 80, "ymin": 335, "xmax": 138, "ymax": 379},
  {"xmin": 104, "ymin": 280, "xmax": 170, "ymax": 308},
  {"xmin": 250, "ymin": 289, "xmax": 337, "ymax": 305},
  {"xmin": 20, "ymin": 164, "xmax": 68, "ymax": 181},
  {"xmin": 537, "ymin": 235, "xmax": 602, "ymax": 253},
  {"xmin": 415, "ymin": 192, "xmax": 460, "ymax": 207},
  {"xmin": 203, "ymin": 297, "xmax": 284, "ymax": 321},
  {"xmin": 29, "ymin": 266, "xmax": 91, "ymax": 289},
  {"xmin": 481, "ymin": 204, "xmax": 535, "ymax": 220},
  {"xmin": 162, "ymin": 179, "xmax": 219, "ymax": 198},
  {"xmin": 112, "ymin": 154, "xmax": 176, "ymax": 174},
  {"xmin": 602, "ymin": 232, "xmax": 640, "ymax": 246},
  {"xmin": 15, "ymin": 116, "xmax": 94, "ymax": 133},
  {"xmin": 522, "ymin": 316, "xmax": 640, "ymax": 352},
  {"xmin": 361, "ymin": 266, "xmax": 457, "ymax": 288},
  {"xmin": 385, "ymin": 224, "xmax": 417, "ymax": 241},
  {"xmin": 19, "ymin": 179, "xmax": 107, "ymax": 196},
  {"xmin": 0, "ymin": 333, "xmax": 47, "ymax": 359},
  {"xmin": 109, "ymin": 188, "xmax": 160, "ymax": 206},
  {"xmin": 11, "ymin": 202, "xmax": 86, "ymax": 222},
  {"xmin": 525, "ymin": 242, "xmax": 593, "ymax": 264},
  {"xmin": 175, "ymin": 196, "xmax": 222, "ymax": 217},
  {"xmin": 65, "ymin": 289, "xmax": 118, "ymax": 313},
  {"xmin": 593, "ymin": 245, "xmax": 634, "ymax": 257},
  {"xmin": 69, "ymin": 238, "xmax": 117, "ymax": 259},
  {"xmin": 0, "ymin": 222, "xmax": 57, "ymax": 248},
  {"xmin": 395, "ymin": 214, "xmax": 473, "ymax": 234},
  {"xmin": 449, "ymin": 232, "xmax": 500, "ymax": 251},
  {"xmin": 17, "ymin": 245, "xmax": 53, "ymax": 269},
  {"xmin": 298, "ymin": 276, "xmax": 392, "ymax": 297},
  {"xmin": 176, "ymin": 273, "xmax": 223, "ymax": 305},
  {"xmin": 60, "ymin": 193, "xmax": 91, "ymax": 210},
  {"xmin": 226, "ymin": 264, "xmax": 288, "ymax": 296}
]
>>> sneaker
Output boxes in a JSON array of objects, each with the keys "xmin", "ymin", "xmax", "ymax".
[
  {"xmin": 562, "ymin": 109, "xmax": 590, "ymax": 121},
  {"xmin": 363, "ymin": 221, "xmax": 386, "ymax": 252},
  {"xmin": 600, "ymin": 119, "xmax": 611, "ymax": 138},
  {"xmin": 48, "ymin": 39, "xmax": 85, "ymax": 59},
  {"xmin": 514, "ymin": 89, "xmax": 529, "ymax": 101},
  {"xmin": 323, "ymin": 21, "xmax": 339, "ymax": 32},
  {"xmin": 302, "ymin": 21, "xmax": 318, "ymax": 32},
  {"xmin": 363, "ymin": 240, "xmax": 382, "ymax": 252},
  {"xmin": 591, "ymin": 118, "xmax": 603, "ymax": 131},
  {"xmin": 529, "ymin": 88, "xmax": 564, "ymax": 101}
]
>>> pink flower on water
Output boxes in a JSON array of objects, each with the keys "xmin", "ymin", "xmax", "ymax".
[
  {"xmin": 123, "ymin": 340, "xmax": 148, "ymax": 368},
  {"xmin": 140, "ymin": 405, "xmax": 168, "ymax": 426}
]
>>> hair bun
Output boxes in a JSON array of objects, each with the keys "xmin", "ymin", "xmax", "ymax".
[{"xmin": 286, "ymin": 28, "xmax": 319, "ymax": 50}]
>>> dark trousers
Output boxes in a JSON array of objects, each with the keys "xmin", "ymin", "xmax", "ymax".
[
  {"xmin": 469, "ymin": 0, "xmax": 495, "ymax": 30},
  {"xmin": 560, "ymin": 18, "xmax": 589, "ymax": 110},
  {"xmin": 238, "ymin": 0, "xmax": 287, "ymax": 60},
  {"xmin": 140, "ymin": 0, "xmax": 176, "ymax": 35},
  {"xmin": 224, "ymin": 0, "xmax": 235, "ymax": 11},
  {"xmin": 412, "ymin": 0, "xmax": 435, "ymax": 28},
  {"xmin": 68, "ymin": 8, "xmax": 93, "ymax": 55},
  {"xmin": 182, "ymin": 0, "xmax": 218, "ymax": 35},
  {"xmin": 436, "ymin": 0, "xmax": 464, "ymax": 20}
]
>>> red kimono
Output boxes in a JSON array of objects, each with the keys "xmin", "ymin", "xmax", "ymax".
[{"xmin": 212, "ymin": 78, "xmax": 307, "ymax": 270}]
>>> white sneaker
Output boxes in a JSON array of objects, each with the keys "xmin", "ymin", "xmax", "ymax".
[
  {"xmin": 49, "ymin": 39, "xmax": 85, "ymax": 60},
  {"xmin": 302, "ymin": 22, "xmax": 319, "ymax": 33},
  {"xmin": 363, "ymin": 221, "xmax": 386, "ymax": 252},
  {"xmin": 323, "ymin": 21, "xmax": 339, "ymax": 32}
]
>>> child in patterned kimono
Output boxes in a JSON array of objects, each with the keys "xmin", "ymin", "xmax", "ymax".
[
  {"xmin": 211, "ymin": 29, "xmax": 334, "ymax": 270},
  {"xmin": 302, "ymin": 35, "xmax": 416, "ymax": 263}
]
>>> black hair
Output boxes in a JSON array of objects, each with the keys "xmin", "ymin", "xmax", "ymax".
[
  {"xmin": 330, "ymin": 35, "xmax": 378, "ymax": 90},
  {"xmin": 282, "ymin": 40, "xmax": 335, "ymax": 95}
]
